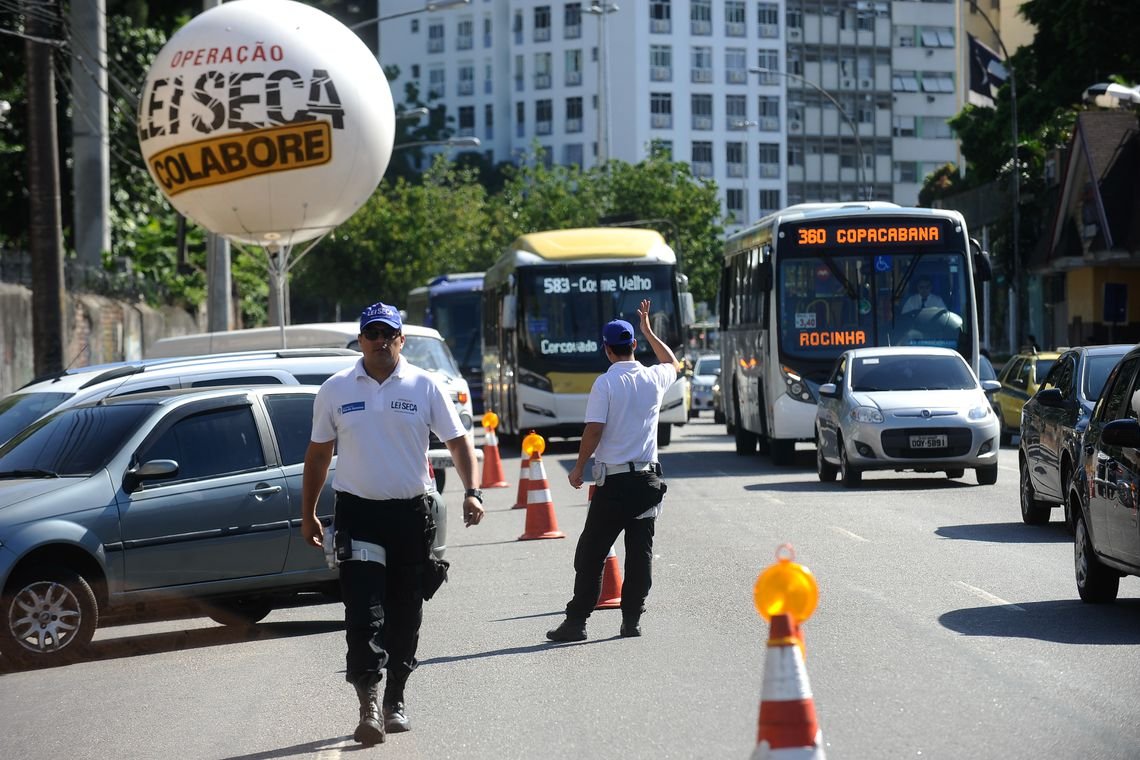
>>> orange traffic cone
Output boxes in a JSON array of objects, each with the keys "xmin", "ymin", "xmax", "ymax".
[
  {"xmin": 596, "ymin": 544, "xmax": 623, "ymax": 609},
  {"xmin": 518, "ymin": 454, "xmax": 565, "ymax": 540},
  {"xmin": 751, "ymin": 613, "xmax": 825, "ymax": 760},
  {"xmin": 512, "ymin": 454, "xmax": 530, "ymax": 509},
  {"xmin": 480, "ymin": 427, "xmax": 510, "ymax": 488}
]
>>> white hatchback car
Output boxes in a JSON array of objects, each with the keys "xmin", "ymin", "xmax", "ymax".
[{"xmin": 815, "ymin": 347, "xmax": 1001, "ymax": 487}]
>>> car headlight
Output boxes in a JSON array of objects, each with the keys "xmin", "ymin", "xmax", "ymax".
[
  {"xmin": 967, "ymin": 405, "xmax": 990, "ymax": 420},
  {"xmin": 850, "ymin": 406, "xmax": 883, "ymax": 423}
]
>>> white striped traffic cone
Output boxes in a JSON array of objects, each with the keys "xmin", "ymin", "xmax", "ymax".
[
  {"xmin": 751, "ymin": 613, "xmax": 825, "ymax": 759},
  {"xmin": 518, "ymin": 454, "xmax": 565, "ymax": 540}
]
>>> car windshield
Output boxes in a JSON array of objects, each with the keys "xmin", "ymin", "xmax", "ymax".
[
  {"xmin": 0, "ymin": 391, "xmax": 75, "ymax": 446},
  {"xmin": 850, "ymin": 354, "xmax": 977, "ymax": 392},
  {"xmin": 403, "ymin": 335, "xmax": 461, "ymax": 376},
  {"xmin": 978, "ymin": 356, "xmax": 996, "ymax": 381},
  {"xmin": 694, "ymin": 357, "xmax": 720, "ymax": 376},
  {"xmin": 0, "ymin": 404, "xmax": 154, "ymax": 477},
  {"xmin": 1085, "ymin": 354, "xmax": 1128, "ymax": 401}
]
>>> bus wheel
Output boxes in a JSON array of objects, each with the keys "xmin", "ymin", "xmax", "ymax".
[
  {"xmin": 732, "ymin": 394, "xmax": 757, "ymax": 455},
  {"xmin": 770, "ymin": 439, "xmax": 795, "ymax": 466},
  {"xmin": 657, "ymin": 423, "xmax": 673, "ymax": 447}
]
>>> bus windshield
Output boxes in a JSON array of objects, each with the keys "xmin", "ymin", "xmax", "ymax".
[
  {"xmin": 429, "ymin": 291, "xmax": 482, "ymax": 372},
  {"xmin": 519, "ymin": 264, "xmax": 679, "ymax": 372},
  {"xmin": 778, "ymin": 250, "xmax": 972, "ymax": 362}
]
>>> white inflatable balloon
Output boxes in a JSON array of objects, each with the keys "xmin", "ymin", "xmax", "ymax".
[{"xmin": 137, "ymin": 0, "xmax": 394, "ymax": 246}]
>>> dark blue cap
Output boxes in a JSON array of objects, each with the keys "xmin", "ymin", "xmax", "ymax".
[
  {"xmin": 602, "ymin": 319, "xmax": 635, "ymax": 347},
  {"xmin": 359, "ymin": 302, "xmax": 402, "ymax": 331}
]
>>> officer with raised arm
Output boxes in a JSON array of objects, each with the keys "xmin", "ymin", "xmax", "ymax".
[{"xmin": 546, "ymin": 298, "xmax": 678, "ymax": 642}]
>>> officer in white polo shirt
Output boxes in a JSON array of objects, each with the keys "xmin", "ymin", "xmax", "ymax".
[
  {"xmin": 300, "ymin": 301, "xmax": 484, "ymax": 746},
  {"xmin": 546, "ymin": 298, "xmax": 678, "ymax": 642}
]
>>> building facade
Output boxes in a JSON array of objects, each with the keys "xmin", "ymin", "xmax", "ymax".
[{"xmin": 378, "ymin": 1, "xmax": 972, "ymax": 226}]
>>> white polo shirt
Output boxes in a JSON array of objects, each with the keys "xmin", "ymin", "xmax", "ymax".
[
  {"xmin": 585, "ymin": 360, "xmax": 678, "ymax": 466},
  {"xmin": 312, "ymin": 356, "xmax": 464, "ymax": 500}
]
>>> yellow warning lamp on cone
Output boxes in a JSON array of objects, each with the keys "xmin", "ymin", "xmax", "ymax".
[
  {"xmin": 482, "ymin": 411, "xmax": 499, "ymax": 430},
  {"xmin": 522, "ymin": 430, "xmax": 546, "ymax": 459},
  {"xmin": 754, "ymin": 544, "xmax": 818, "ymax": 656}
]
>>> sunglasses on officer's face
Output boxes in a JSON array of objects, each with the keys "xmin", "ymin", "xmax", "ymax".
[{"xmin": 362, "ymin": 326, "xmax": 401, "ymax": 342}]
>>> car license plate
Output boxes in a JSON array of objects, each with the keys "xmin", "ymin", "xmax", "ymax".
[{"xmin": 909, "ymin": 434, "xmax": 948, "ymax": 449}]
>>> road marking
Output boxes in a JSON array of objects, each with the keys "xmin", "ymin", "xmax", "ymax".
[
  {"xmin": 831, "ymin": 526, "xmax": 870, "ymax": 542},
  {"xmin": 760, "ymin": 493, "xmax": 785, "ymax": 505},
  {"xmin": 999, "ymin": 464, "xmax": 1018, "ymax": 473},
  {"xmin": 953, "ymin": 581, "xmax": 1026, "ymax": 611}
]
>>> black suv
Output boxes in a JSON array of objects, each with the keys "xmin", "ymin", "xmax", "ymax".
[
  {"xmin": 1068, "ymin": 344, "xmax": 1140, "ymax": 603},
  {"xmin": 1018, "ymin": 344, "xmax": 1131, "ymax": 529}
]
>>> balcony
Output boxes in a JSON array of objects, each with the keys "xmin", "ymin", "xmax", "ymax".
[
  {"xmin": 758, "ymin": 23, "xmax": 778, "ymax": 38},
  {"xmin": 691, "ymin": 161, "xmax": 713, "ymax": 178},
  {"xmin": 457, "ymin": 35, "xmax": 473, "ymax": 50},
  {"xmin": 760, "ymin": 164, "xmax": 781, "ymax": 178},
  {"xmin": 727, "ymin": 163, "xmax": 745, "ymax": 178},
  {"xmin": 650, "ymin": 18, "xmax": 671, "ymax": 33},
  {"xmin": 458, "ymin": 81, "xmax": 474, "ymax": 96},
  {"xmin": 428, "ymin": 38, "xmax": 444, "ymax": 53},
  {"xmin": 565, "ymin": 71, "xmax": 582, "ymax": 86},
  {"xmin": 691, "ymin": 68, "xmax": 713, "ymax": 83},
  {"xmin": 691, "ymin": 19, "xmax": 711, "ymax": 35},
  {"xmin": 514, "ymin": 77, "xmax": 524, "ymax": 92},
  {"xmin": 536, "ymin": 121, "xmax": 552, "ymax": 136},
  {"xmin": 759, "ymin": 116, "xmax": 779, "ymax": 131},
  {"xmin": 534, "ymin": 74, "xmax": 552, "ymax": 89},
  {"xmin": 651, "ymin": 113, "xmax": 673, "ymax": 129},
  {"xmin": 692, "ymin": 115, "xmax": 713, "ymax": 130},
  {"xmin": 565, "ymin": 117, "xmax": 582, "ymax": 133},
  {"xmin": 651, "ymin": 66, "xmax": 672, "ymax": 82},
  {"xmin": 565, "ymin": 24, "xmax": 581, "ymax": 39},
  {"xmin": 726, "ymin": 70, "xmax": 747, "ymax": 84},
  {"xmin": 725, "ymin": 21, "xmax": 745, "ymax": 37},
  {"xmin": 534, "ymin": 27, "xmax": 551, "ymax": 42}
]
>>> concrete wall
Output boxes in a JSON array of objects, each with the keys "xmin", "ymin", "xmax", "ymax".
[{"xmin": 0, "ymin": 283, "xmax": 200, "ymax": 396}]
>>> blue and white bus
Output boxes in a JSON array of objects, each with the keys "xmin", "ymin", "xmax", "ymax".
[{"xmin": 407, "ymin": 273, "xmax": 485, "ymax": 414}]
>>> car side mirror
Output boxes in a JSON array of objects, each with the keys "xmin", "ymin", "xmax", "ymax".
[
  {"xmin": 124, "ymin": 458, "xmax": 179, "ymax": 493},
  {"xmin": 1103, "ymin": 419, "xmax": 1140, "ymax": 449},
  {"xmin": 819, "ymin": 382, "xmax": 839, "ymax": 398},
  {"xmin": 981, "ymin": 380, "xmax": 1001, "ymax": 393},
  {"xmin": 1035, "ymin": 388, "xmax": 1064, "ymax": 408}
]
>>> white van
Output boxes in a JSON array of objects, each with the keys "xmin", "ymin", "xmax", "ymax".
[{"xmin": 147, "ymin": 323, "xmax": 366, "ymax": 357}]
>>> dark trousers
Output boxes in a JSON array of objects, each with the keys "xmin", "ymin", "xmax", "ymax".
[
  {"xmin": 335, "ymin": 492, "xmax": 430, "ymax": 694},
  {"xmin": 565, "ymin": 470, "xmax": 664, "ymax": 621}
]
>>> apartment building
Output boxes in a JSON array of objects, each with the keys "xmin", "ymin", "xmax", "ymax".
[{"xmin": 378, "ymin": 0, "xmax": 965, "ymax": 225}]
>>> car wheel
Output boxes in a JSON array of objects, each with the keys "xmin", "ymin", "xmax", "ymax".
[
  {"xmin": 976, "ymin": 464, "xmax": 998, "ymax": 485},
  {"xmin": 839, "ymin": 437, "xmax": 861, "ymax": 487},
  {"xmin": 206, "ymin": 597, "xmax": 273, "ymax": 627},
  {"xmin": 1074, "ymin": 512, "xmax": 1119, "ymax": 603},
  {"xmin": 946, "ymin": 468, "xmax": 964, "ymax": 479},
  {"xmin": 816, "ymin": 431, "xmax": 838, "ymax": 482},
  {"xmin": 999, "ymin": 427, "xmax": 1012, "ymax": 446},
  {"xmin": 1018, "ymin": 456, "xmax": 1051, "ymax": 524},
  {"xmin": 1, "ymin": 566, "xmax": 99, "ymax": 666}
]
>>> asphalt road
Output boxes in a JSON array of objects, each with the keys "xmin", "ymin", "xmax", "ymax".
[{"xmin": 3, "ymin": 418, "xmax": 1139, "ymax": 759}]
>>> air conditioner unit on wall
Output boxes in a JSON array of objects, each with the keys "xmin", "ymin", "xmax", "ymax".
[
  {"xmin": 790, "ymin": 121, "xmax": 802, "ymax": 131},
  {"xmin": 789, "ymin": 28, "xmax": 801, "ymax": 41},
  {"xmin": 859, "ymin": 78, "xmax": 873, "ymax": 89}
]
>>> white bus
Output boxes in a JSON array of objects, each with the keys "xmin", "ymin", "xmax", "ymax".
[
  {"xmin": 719, "ymin": 202, "xmax": 991, "ymax": 464},
  {"xmin": 482, "ymin": 227, "xmax": 694, "ymax": 445}
]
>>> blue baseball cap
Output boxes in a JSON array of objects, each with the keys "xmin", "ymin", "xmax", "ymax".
[
  {"xmin": 602, "ymin": 319, "xmax": 635, "ymax": 347},
  {"xmin": 359, "ymin": 302, "xmax": 402, "ymax": 331}
]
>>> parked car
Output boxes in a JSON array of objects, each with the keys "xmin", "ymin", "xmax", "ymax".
[
  {"xmin": 689, "ymin": 355, "xmax": 721, "ymax": 418},
  {"xmin": 0, "ymin": 385, "xmax": 448, "ymax": 666},
  {"xmin": 1018, "ymin": 344, "xmax": 1132, "ymax": 528},
  {"xmin": 815, "ymin": 347, "xmax": 1001, "ymax": 487},
  {"xmin": 992, "ymin": 349, "xmax": 1061, "ymax": 445},
  {"xmin": 1066, "ymin": 344, "xmax": 1140, "ymax": 603}
]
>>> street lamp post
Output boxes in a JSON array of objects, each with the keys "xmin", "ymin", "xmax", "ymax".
[
  {"xmin": 349, "ymin": 0, "xmax": 471, "ymax": 31},
  {"xmin": 732, "ymin": 119, "xmax": 758, "ymax": 226},
  {"xmin": 749, "ymin": 67, "xmax": 868, "ymax": 201},
  {"xmin": 586, "ymin": 2, "xmax": 619, "ymax": 167},
  {"xmin": 393, "ymin": 136, "xmax": 480, "ymax": 152},
  {"xmin": 963, "ymin": 0, "xmax": 1020, "ymax": 351}
]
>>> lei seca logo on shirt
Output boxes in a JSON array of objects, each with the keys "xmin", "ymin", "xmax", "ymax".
[{"xmin": 391, "ymin": 399, "xmax": 418, "ymax": 414}]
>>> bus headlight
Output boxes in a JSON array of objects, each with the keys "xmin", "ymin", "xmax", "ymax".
[
  {"xmin": 519, "ymin": 368, "xmax": 553, "ymax": 393},
  {"xmin": 781, "ymin": 364, "xmax": 814, "ymax": 403}
]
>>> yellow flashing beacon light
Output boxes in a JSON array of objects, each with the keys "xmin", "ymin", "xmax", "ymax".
[
  {"xmin": 753, "ymin": 543, "xmax": 818, "ymax": 624},
  {"xmin": 482, "ymin": 411, "xmax": 500, "ymax": 430},
  {"xmin": 522, "ymin": 430, "xmax": 546, "ymax": 458}
]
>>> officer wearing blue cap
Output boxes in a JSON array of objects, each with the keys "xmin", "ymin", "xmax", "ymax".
[
  {"xmin": 547, "ymin": 298, "xmax": 679, "ymax": 642},
  {"xmin": 300, "ymin": 301, "xmax": 484, "ymax": 745}
]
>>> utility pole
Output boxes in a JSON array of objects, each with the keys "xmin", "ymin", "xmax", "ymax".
[
  {"xmin": 24, "ymin": 0, "xmax": 67, "ymax": 375},
  {"xmin": 70, "ymin": 0, "xmax": 110, "ymax": 274},
  {"xmin": 204, "ymin": 0, "xmax": 233, "ymax": 332},
  {"xmin": 586, "ymin": 2, "xmax": 618, "ymax": 167}
]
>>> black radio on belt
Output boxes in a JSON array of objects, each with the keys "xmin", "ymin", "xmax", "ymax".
[{"xmin": 334, "ymin": 529, "xmax": 353, "ymax": 562}]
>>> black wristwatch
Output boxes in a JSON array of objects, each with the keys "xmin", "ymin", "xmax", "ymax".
[{"xmin": 464, "ymin": 488, "xmax": 484, "ymax": 504}]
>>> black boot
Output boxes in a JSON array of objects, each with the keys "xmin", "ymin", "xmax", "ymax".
[
  {"xmin": 353, "ymin": 679, "xmax": 385, "ymax": 745},
  {"xmin": 620, "ymin": 614, "xmax": 641, "ymax": 638},
  {"xmin": 383, "ymin": 681, "xmax": 411, "ymax": 733},
  {"xmin": 546, "ymin": 616, "xmax": 587, "ymax": 642}
]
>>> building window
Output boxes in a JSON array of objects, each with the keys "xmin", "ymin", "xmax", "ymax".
[
  {"xmin": 691, "ymin": 0, "xmax": 711, "ymax": 35},
  {"xmin": 758, "ymin": 189, "xmax": 780, "ymax": 215},
  {"xmin": 788, "ymin": 144, "xmax": 804, "ymax": 167},
  {"xmin": 457, "ymin": 18, "xmax": 473, "ymax": 50},
  {"xmin": 484, "ymin": 104, "xmax": 494, "ymax": 139},
  {"xmin": 892, "ymin": 70, "xmax": 919, "ymax": 92},
  {"xmin": 515, "ymin": 55, "xmax": 525, "ymax": 92},
  {"xmin": 484, "ymin": 15, "xmax": 493, "ymax": 47},
  {"xmin": 516, "ymin": 101, "xmax": 526, "ymax": 138},
  {"xmin": 566, "ymin": 96, "xmax": 583, "ymax": 132},
  {"xmin": 894, "ymin": 161, "xmax": 919, "ymax": 183},
  {"xmin": 565, "ymin": 3, "xmax": 582, "ymax": 39},
  {"xmin": 757, "ymin": 3, "xmax": 779, "ymax": 37},
  {"xmin": 565, "ymin": 49, "xmax": 583, "ymax": 86},
  {"xmin": 513, "ymin": 10, "xmax": 523, "ymax": 44},
  {"xmin": 726, "ymin": 188, "xmax": 743, "ymax": 214},
  {"xmin": 458, "ymin": 105, "xmax": 475, "ymax": 136},
  {"xmin": 725, "ymin": 48, "xmax": 747, "ymax": 84},
  {"xmin": 920, "ymin": 71, "xmax": 955, "ymax": 93},
  {"xmin": 919, "ymin": 116, "xmax": 952, "ymax": 138},
  {"xmin": 536, "ymin": 99, "xmax": 553, "ymax": 135},
  {"xmin": 691, "ymin": 93, "xmax": 713, "ymax": 130},
  {"xmin": 755, "ymin": 49, "xmax": 779, "ymax": 84},
  {"xmin": 534, "ymin": 5, "xmax": 551, "ymax": 41},
  {"xmin": 428, "ymin": 68, "xmax": 445, "ymax": 99},
  {"xmin": 725, "ymin": 1, "xmax": 746, "ymax": 36},
  {"xmin": 726, "ymin": 141, "xmax": 745, "ymax": 177},
  {"xmin": 458, "ymin": 64, "xmax": 475, "ymax": 96},
  {"xmin": 564, "ymin": 143, "xmax": 584, "ymax": 166},
  {"xmin": 485, "ymin": 61, "xmax": 493, "ymax": 94},
  {"xmin": 650, "ymin": 45, "xmax": 673, "ymax": 81},
  {"xmin": 691, "ymin": 46, "xmax": 713, "ymax": 83},
  {"xmin": 691, "ymin": 140, "xmax": 713, "ymax": 177},
  {"xmin": 892, "ymin": 115, "xmax": 916, "ymax": 137},
  {"xmin": 786, "ymin": 9, "xmax": 802, "ymax": 29},
  {"xmin": 726, "ymin": 94, "xmax": 748, "ymax": 127},
  {"xmin": 649, "ymin": 0, "xmax": 671, "ymax": 33},
  {"xmin": 757, "ymin": 95, "xmax": 780, "ymax": 130},
  {"xmin": 920, "ymin": 27, "xmax": 955, "ymax": 47},
  {"xmin": 650, "ymin": 92, "xmax": 672, "ymax": 128},
  {"xmin": 758, "ymin": 142, "xmax": 780, "ymax": 178},
  {"xmin": 411, "ymin": 19, "xmax": 419, "ymax": 33},
  {"xmin": 428, "ymin": 23, "xmax": 444, "ymax": 53},
  {"xmin": 535, "ymin": 52, "xmax": 552, "ymax": 89},
  {"xmin": 411, "ymin": 64, "xmax": 420, "ymax": 79}
]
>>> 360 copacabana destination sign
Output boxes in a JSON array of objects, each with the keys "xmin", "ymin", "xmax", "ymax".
[{"xmin": 137, "ymin": 0, "xmax": 394, "ymax": 246}]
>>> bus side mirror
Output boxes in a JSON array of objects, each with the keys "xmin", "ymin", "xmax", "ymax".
[
  {"xmin": 970, "ymin": 238, "xmax": 993, "ymax": 283},
  {"xmin": 679, "ymin": 292, "xmax": 695, "ymax": 328},
  {"xmin": 502, "ymin": 294, "xmax": 517, "ymax": 330}
]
